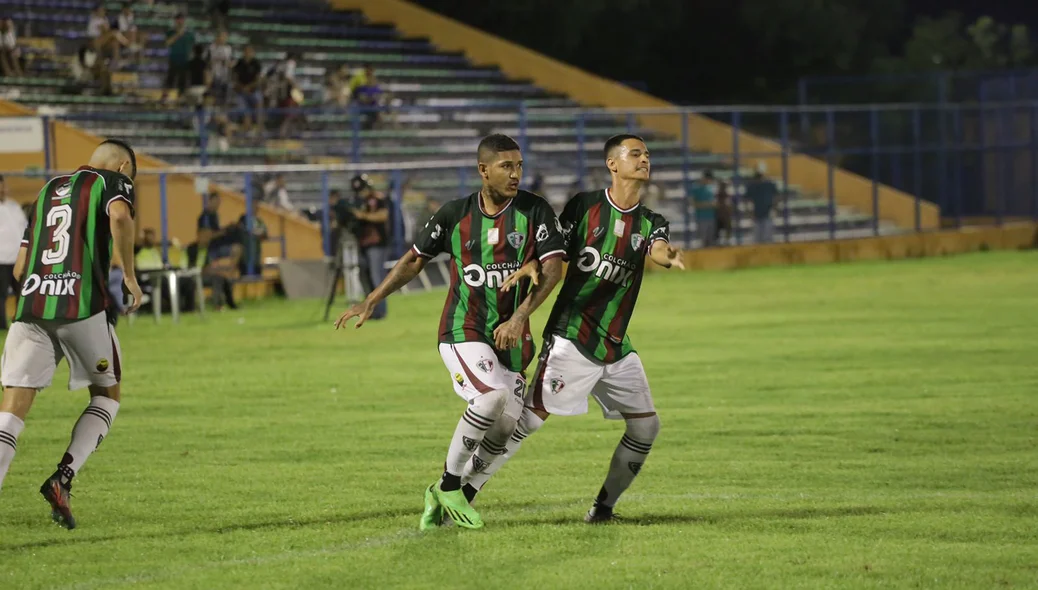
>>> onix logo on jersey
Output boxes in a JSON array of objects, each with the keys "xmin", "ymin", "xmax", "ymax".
[
  {"xmin": 575, "ymin": 247, "xmax": 635, "ymax": 287},
  {"xmin": 462, "ymin": 262, "xmax": 521, "ymax": 289},
  {"xmin": 20, "ymin": 272, "xmax": 82, "ymax": 297}
]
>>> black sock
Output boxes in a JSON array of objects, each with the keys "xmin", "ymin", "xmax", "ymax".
[
  {"xmin": 440, "ymin": 471, "xmax": 461, "ymax": 492},
  {"xmin": 462, "ymin": 483, "xmax": 479, "ymax": 503}
]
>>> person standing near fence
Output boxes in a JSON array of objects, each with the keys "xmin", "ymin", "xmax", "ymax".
[
  {"xmin": 350, "ymin": 176, "xmax": 391, "ymax": 321},
  {"xmin": 746, "ymin": 170, "xmax": 778, "ymax": 244},
  {"xmin": 0, "ymin": 175, "xmax": 28, "ymax": 330},
  {"xmin": 690, "ymin": 170, "xmax": 718, "ymax": 248}
]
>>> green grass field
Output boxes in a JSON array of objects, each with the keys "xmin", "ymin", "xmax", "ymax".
[{"xmin": 1, "ymin": 251, "xmax": 1037, "ymax": 589}]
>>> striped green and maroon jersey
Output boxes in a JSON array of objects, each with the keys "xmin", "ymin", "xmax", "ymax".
[
  {"xmin": 545, "ymin": 189, "xmax": 670, "ymax": 363},
  {"xmin": 412, "ymin": 190, "xmax": 566, "ymax": 373},
  {"xmin": 16, "ymin": 166, "xmax": 136, "ymax": 322}
]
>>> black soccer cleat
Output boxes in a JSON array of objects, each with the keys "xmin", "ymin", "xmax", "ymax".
[
  {"xmin": 40, "ymin": 474, "xmax": 76, "ymax": 530},
  {"xmin": 584, "ymin": 503, "xmax": 621, "ymax": 524}
]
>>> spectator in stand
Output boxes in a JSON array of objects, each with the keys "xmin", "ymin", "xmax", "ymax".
[
  {"xmin": 690, "ymin": 169, "xmax": 718, "ymax": 248},
  {"xmin": 116, "ymin": 3, "xmax": 141, "ymax": 64},
  {"xmin": 746, "ymin": 169, "xmax": 779, "ymax": 244},
  {"xmin": 162, "ymin": 13, "xmax": 194, "ymax": 103},
  {"xmin": 0, "ymin": 175, "xmax": 28, "ymax": 330},
  {"xmin": 88, "ymin": 5, "xmax": 128, "ymax": 70},
  {"xmin": 185, "ymin": 43, "xmax": 210, "ymax": 106},
  {"xmin": 351, "ymin": 175, "xmax": 390, "ymax": 320},
  {"xmin": 206, "ymin": 0, "xmax": 231, "ymax": 34},
  {"xmin": 236, "ymin": 199, "xmax": 268, "ymax": 276},
  {"xmin": 233, "ymin": 44, "xmax": 264, "ymax": 136},
  {"xmin": 263, "ymin": 173, "xmax": 295, "ymax": 211},
  {"xmin": 197, "ymin": 191, "xmax": 222, "ymax": 244},
  {"xmin": 353, "ymin": 68, "xmax": 384, "ymax": 130},
  {"xmin": 715, "ymin": 180, "xmax": 732, "ymax": 245},
  {"xmin": 323, "ymin": 64, "xmax": 352, "ymax": 107},
  {"xmin": 265, "ymin": 53, "xmax": 303, "ymax": 138},
  {"xmin": 206, "ymin": 29, "xmax": 233, "ymax": 105},
  {"xmin": 72, "ymin": 43, "xmax": 113, "ymax": 94},
  {"xmin": 348, "ymin": 63, "xmax": 369, "ymax": 95},
  {"xmin": 0, "ymin": 18, "xmax": 23, "ymax": 77},
  {"xmin": 199, "ymin": 92, "xmax": 236, "ymax": 151},
  {"xmin": 191, "ymin": 192, "xmax": 238, "ymax": 311}
]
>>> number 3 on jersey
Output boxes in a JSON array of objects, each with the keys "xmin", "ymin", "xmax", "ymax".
[{"xmin": 42, "ymin": 203, "xmax": 72, "ymax": 265}]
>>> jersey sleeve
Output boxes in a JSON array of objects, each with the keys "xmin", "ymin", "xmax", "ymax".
[
  {"xmin": 104, "ymin": 175, "xmax": 136, "ymax": 218},
  {"xmin": 411, "ymin": 205, "xmax": 452, "ymax": 259},
  {"xmin": 531, "ymin": 199, "xmax": 566, "ymax": 263},
  {"xmin": 21, "ymin": 205, "xmax": 34, "ymax": 248},
  {"xmin": 557, "ymin": 195, "xmax": 585, "ymax": 258},
  {"xmin": 648, "ymin": 211, "xmax": 670, "ymax": 247}
]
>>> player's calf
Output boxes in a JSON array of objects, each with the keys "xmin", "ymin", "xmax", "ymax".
[
  {"xmin": 461, "ymin": 406, "xmax": 548, "ymax": 501},
  {"xmin": 440, "ymin": 387, "xmax": 512, "ymax": 492},
  {"xmin": 588, "ymin": 413, "xmax": 660, "ymax": 522},
  {"xmin": 0, "ymin": 386, "xmax": 37, "ymax": 493}
]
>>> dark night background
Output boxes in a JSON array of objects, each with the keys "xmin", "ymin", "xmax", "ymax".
[{"xmin": 411, "ymin": 0, "xmax": 1037, "ymax": 104}]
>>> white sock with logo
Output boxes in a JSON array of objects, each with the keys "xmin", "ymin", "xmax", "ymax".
[
  {"xmin": 60, "ymin": 396, "xmax": 120, "ymax": 481},
  {"xmin": 440, "ymin": 388, "xmax": 510, "ymax": 492},
  {"xmin": 0, "ymin": 412, "xmax": 25, "ymax": 491}
]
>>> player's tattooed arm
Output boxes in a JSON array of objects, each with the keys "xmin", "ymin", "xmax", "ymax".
[
  {"xmin": 493, "ymin": 257, "xmax": 563, "ymax": 349},
  {"xmin": 335, "ymin": 250, "xmax": 427, "ymax": 329}
]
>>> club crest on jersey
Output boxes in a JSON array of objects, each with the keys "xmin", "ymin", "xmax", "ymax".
[
  {"xmin": 592, "ymin": 226, "xmax": 605, "ymax": 239},
  {"xmin": 550, "ymin": 377, "xmax": 565, "ymax": 394},
  {"xmin": 535, "ymin": 223, "xmax": 549, "ymax": 242},
  {"xmin": 477, "ymin": 358, "xmax": 494, "ymax": 373},
  {"xmin": 631, "ymin": 234, "xmax": 645, "ymax": 251},
  {"xmin": 507, "ymin": 232, "xmax": 525, "ymax": 249}
]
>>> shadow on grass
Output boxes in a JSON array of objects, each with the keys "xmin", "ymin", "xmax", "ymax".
[{"xmin": 495, "ymin": 504, "xmax": 892, "ymax": 527}]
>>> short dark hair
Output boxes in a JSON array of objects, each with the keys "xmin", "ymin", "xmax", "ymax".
[
  {"xmin": 703, "ymin": 169, "xmax": 714, "ymax": 180},
  {"xmin": 603, "ymin": 134, "xmax": 645, "ymax": 160},
  {"xmin": 477, "ymin": 134, "xmax": 521, "ymax": 163},
  {"xmin": 101, "ymin": 138, "xmax": 137, "ymax": 179}
]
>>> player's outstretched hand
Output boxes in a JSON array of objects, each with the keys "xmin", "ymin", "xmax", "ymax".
[
  {"xmin": 124, "ymin": 277, "xmax": 143, "ymax": 315},
  {"xmin": 666, "ymin": 246, "xmax": 686, "ymax": 270},
  {"xmin": 335, "ymin": 300, "xmax": 375, "ymax": 330},
  {"xmin": 501, "ymin": 260, "xmax": 539, "ymax": 293},
  {"xmin": 493, "ymin": 317, "xmax": 524, "ymax": 350}
]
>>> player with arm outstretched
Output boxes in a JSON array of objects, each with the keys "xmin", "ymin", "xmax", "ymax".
[
  {"xmin": 460, "ymin": 134, "xmax": 685, "ymax": 522},
  {"xmin": 0, "ymin": 139, "xmax": 143, "ymax": 529},
  {"xmin": 335, "ymin": 134, "xmax": 565, "ymax": 530}
]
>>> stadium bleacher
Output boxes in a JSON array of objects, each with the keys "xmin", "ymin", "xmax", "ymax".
[{"xmin": 1, "ymin": 0, "xmax": 901, "ymax": 246}]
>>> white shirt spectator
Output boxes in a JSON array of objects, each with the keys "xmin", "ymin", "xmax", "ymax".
[
  {"xmin": 0, "ymin": 198, "xmax": 28, "ymax": 264},
  {"xmin": 1, "ymin": 28, "xmax": 15, "ymax": 51},
  {"xmin": 117, "ymin": 12, "xmax": 136, "ymax": 33},
  {"xmin": 207, "ymin": 42, "xmax": 233, "ymax": 82},
  {"xmin": 87, "ymin": 15, "xmax": 107, "ymax": 38},
  {"xmin": 263, "ymin": 178, "xmax": 295, "ymax": 211}
]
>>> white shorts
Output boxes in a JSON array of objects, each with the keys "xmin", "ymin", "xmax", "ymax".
[
  {"xmin": 1, "ymin": 312, "xmax": 122, "ymax": 391},
  {"xmin": 438, "ymin": 342, "xmax": 525, "ymax": 421},
  {"xmin": 528, "ymin": 335, "xmax": 655, "ymax": 420}
]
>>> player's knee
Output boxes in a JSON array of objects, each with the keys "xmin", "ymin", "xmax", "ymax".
[
  {"xmin": 625, "ymin": 413, "xmax": 660, "ymax": 444},
  {"xmin": 516, "ymin": 406, "xmax": 547, "ymax": 438},
  {"xmin": 89, "ymin": 384, "xmax": 120, "ymax": 403},
  {"xmin": 472, "ymin": 388, "xmax": 511, "ymax": 418}
]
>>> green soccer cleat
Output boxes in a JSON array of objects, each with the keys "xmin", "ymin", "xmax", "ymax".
[
  {"xmin": 419, "ymin": 484, "xmax": 444, "ymax": 531},
  {"xmin": 435, "ymin": 487, "xmax": 484, "ymax": 529}
]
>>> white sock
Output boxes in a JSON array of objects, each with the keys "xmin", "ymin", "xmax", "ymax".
[
  {"xmin": 440, "ymin": 389, "xmax": 509, "ymax": 491},
  {"xmin": 60, "ymin": 396, "xmax": 120, "ymax": 481},
  {"xmin": 462, "ymin": 407, "xmax": 545, "ymax": 491},
  {"xmin": 0, "ymin": 412, "xmax": 26, "ymax": 491}
]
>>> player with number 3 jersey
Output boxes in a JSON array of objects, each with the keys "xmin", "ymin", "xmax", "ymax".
[{"xmin": 0, "ymin": 139, "xmax": 143, "ymax": 529}]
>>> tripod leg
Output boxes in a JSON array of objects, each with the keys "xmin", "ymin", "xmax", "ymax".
[{"xmin": 324, "ymin": 266, "xmax": 343, "ymax": 322}]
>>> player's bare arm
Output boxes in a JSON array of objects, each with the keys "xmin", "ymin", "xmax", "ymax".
[
  {"xmin": 109, "ymin": 200, "xmax": 142, "ymax": 313},
  {"xmin": 13, "ymin": 245, "xmax": 28, "ymax": 282},
  {"xmin": 500, "ymin": 259, "xmax": 540, "ymax": 293},
  {"xmin": 335, "ymin": 250, "xmax": 428, "ymax": 329},
  {"xmin": 493, "ymin": 257, "xmax": 563, "ymax": 350},
  {"xmin": 649, "ymin": 240, "xmax": 685, "ymax": 270}
]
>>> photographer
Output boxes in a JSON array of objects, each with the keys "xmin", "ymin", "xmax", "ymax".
[{"xmin": 349, "ymin": 175, "xmax": 390, "ymax": 321}]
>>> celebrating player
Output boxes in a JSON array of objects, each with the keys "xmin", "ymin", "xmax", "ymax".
[
  {"xmin": 0, "ymin": 139, "xmax": 143, "ymax": 529},
  {"xmin": 459, "ymin": 134, "xmax": 685, "ymax": 522},
  {"xmin": 335, "ymin": 134, "xmax": 565, "ymax": 530}
]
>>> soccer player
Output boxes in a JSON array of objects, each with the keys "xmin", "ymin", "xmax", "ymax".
[
  {"xmin": 459, "ymin": 134, "xmax": 685, "ymax": 522},
  {"xmin": 0, "ymin": 139, "xmax": 143, "ymax": 529},
  {"xmin": 335, "ymin": 134, "xmax": 565, "ymax": 530}
]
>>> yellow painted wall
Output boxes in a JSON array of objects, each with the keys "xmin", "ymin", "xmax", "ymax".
[
  {"xmin": 334, "ymin": 0, "xmax": 939, "ymax": 230},
  {"xmin": 0, "ymin": 100, "xmax": 324, "ymax": 260}
]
